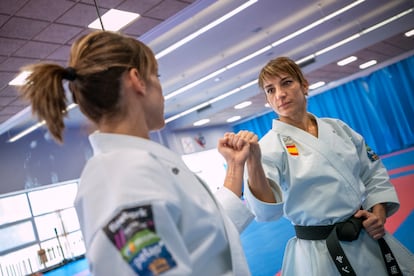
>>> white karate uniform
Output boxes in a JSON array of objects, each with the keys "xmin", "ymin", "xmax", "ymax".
[
  {"xmin": 74, "ymin": 132, "xmax": 253, "ymax": 276},
  {"xmin": 244, "ymin": 114, "xmax": 414, "ymax": 275}
]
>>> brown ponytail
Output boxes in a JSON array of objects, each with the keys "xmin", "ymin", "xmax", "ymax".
[
  {"xmin": 17, "ymin": 30, "xmax": 158, "ymax": 144},
  {"xmin": 18, "ymin": 63, "xmax": 69, "ymax": 143}
]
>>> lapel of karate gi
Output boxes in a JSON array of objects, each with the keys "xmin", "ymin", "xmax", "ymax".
[{"xmin": 275, "ymin": 119, "xmax": 360, "ymax": 195}]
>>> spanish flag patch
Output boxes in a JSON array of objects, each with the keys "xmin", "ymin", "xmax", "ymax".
[
  {"xmin": 283, "ymin": 137, "xmax": 299, "ymax": 156},
  {"xmin": 286, "ymin": 144, "xmax": 299, "ymax": 156}
]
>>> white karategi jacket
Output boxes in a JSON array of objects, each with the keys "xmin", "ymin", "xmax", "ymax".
[
  {"xmin": 74, "ymin": 132, "xmax": 254, "ymax": 276},
  {"xmin": 244, "ymin": 114, "xmax": 414, "ymax": 276}
]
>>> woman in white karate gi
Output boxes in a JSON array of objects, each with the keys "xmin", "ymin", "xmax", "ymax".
[
  {"xmin": 234, "ymin": 57, "xmax": 414, "ymax": 275},
  {"xmin": 17, "ymin": 30, "xmax": 255, "ymax": 276}
]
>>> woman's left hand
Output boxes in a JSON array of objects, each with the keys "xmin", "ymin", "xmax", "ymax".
[{"xmin": 354, "ymin": 204, "xmax": 387, "ymax": 240}]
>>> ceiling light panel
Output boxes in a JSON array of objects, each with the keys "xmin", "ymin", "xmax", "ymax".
[
  {"xmin": 309, "ymin": 81, "xmax": 326, "ymax": 90},
  {"xmin": 88, "ymin": 9, "xmax": 140, "ymax": 31},
  {"xmin": 337, "ymin": 56, "xmax": 358, "ymax": 66},
  {"xmin": 227, "ymin": 116, "xmax": 241, "ymax": 123},
  {"xmin": 9, "ymin": 71, "xmax": 31, "ymax": 86},
  {"xmin": 405, "ymin": 28, "xmax": 414, "ymax": 37},
  {"xmin": 234, "ymin": 101, "xmax": 252, "ymax": 109},
  {"xmin": 193, "ymin": 118, "xmax": 210, "ymax": 126},
  {"xmin": 359, "ymin": 60, "xmax": 377, "ymax": 69}
]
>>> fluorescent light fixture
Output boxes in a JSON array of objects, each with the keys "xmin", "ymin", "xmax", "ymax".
[
  {"xmin": 7, "ymin": 121, "xmax": 46, "ymax": 143},
  {"xmin": 317, "ymin": 34, "xmax": 361, "ymax": 56},
  {"xmin": 226, "ymin": 46, "xmax": 272, "ymax": 69},
  {"xmin": 164, "ymin": 0, "xmax": 364, "ymax": 100},
  {"xmin": 309, "ymin": 81, "xmax": 325, "ymax": 90},
  {"xmin": 359, "ymin": 59, "xmax": 377, "ymax": 69},
  {"xmin": 405, "ymin": 28, "xmax": 414, "ymax": 37},
  {"xmin": 362, "ymin": 9, "xmax": 412, "ymax": 34},
  {"xmin": 234, "ymin": 101, "xmax": 252, "ymax": 109},
  {"xmin": 227, "ymin": 116, "xmax": 241, "ymax": 123},
  {"xmin": 165, "ymin": 68, "xmax": 226, "ymax": 100},
  {"xmin": 88, "ymin": 9, "xmax": 140, "ymax": 31},
  {"xmin": 271, "ymin": 0, "xmax": 365, "ymax": 48},
  {"xmin": 165, "ymin": 79, "xmax": 257, "ymax": 123},
  {"xmin": 155, "ymin": 0, "xmax": 258, "ymax": 59},
  {"xmin": 337, "ymin": 56, "xmax": 358, "ymax": 66},
  {"xmin": 7, "ymin": 103, "xmax": 78, "ymax": 143},
  {"xmin": 299, "ymin": 8, "xmax": 413, "ymax": 66},
  {"xmin": 296, "ymin": 55, "xmax": 316, "ymax": 66},
  {"xmin": 9, "ymin": 71, "xmax": 31, "ymax": 86},
  {"xmin": 193, "ymin": 118, "xmax": 210, "ymax": 126}
]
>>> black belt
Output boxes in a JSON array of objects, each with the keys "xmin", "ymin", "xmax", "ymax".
[{"xmin": 294, "ymin": 217, "xmax": 403, "ymax": 276}]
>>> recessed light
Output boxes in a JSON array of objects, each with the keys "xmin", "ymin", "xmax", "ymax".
[
  {"xmin": 88, "ymin": 9, "xmax": 140, "ymax": 31},
  {"xmin": 337, "ymin": 56, "xmax": 357, "ymax": 66},
  {"xmin": 309, "ymin": 81, "xmax": 326, "ymax": 90},
  {"xmin": 9, "ymin": 71, "xmax": 31, "ymax": 86},
  {"xmin": 234, "ymin": 101, "xmax": 252, "ymax": 109},
  {"xmin": 193, "ymin": 118, "xmax": 210, "ymax": 126},
  {"xmin": 404, "ymin": 28, "xmax": 414, "ymax": 37},
  {"xmin": 227, "ymin": 116, "xmax": 241, "ymax": 123},
  {"xmin": 359, "ymin": 60, "xmax": 377, "ymax": 69}
]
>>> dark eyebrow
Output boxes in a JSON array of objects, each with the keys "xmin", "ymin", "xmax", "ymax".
[{"xmin": 264, "ymin": 84, "xmax": 274, "ymax": 90}]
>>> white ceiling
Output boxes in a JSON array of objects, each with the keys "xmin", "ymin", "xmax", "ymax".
[{"xmin": 1, "ymin": 0, "xmax": 413, "ymax": 140}]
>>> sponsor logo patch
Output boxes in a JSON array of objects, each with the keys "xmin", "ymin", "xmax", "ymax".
[{"xmin": 103, "ymin": 205, "xmax": 176, "ymax": 275}]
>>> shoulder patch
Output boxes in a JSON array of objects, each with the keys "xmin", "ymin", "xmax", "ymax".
[
  {"xmin": 103, "ymin": 205, "xmax": 177, "ymax": 275},
  {"xmin": 365, "ymin": 144, "xmax": 379, "ymax": 162}
]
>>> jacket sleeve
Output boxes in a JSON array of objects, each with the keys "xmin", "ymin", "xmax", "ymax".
[
  {"xmin": 242, "ymin": 133, "xmax": 285, "ymax": 222},
  {"xmin": 340, "ymin": 121, "xmax": 400, "ymax": 216},
  {"xmin": 243, "ymin": 181, "xmax": 284, "ymax": 222},
  {"xmin": 214, "ymin": 186, "xmax": 254, "ymax": 232}
]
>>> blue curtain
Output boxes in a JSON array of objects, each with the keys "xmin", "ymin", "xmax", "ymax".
[{"xmin": 233, "ymin": 55, "xmax": 414, "ymax": 155}]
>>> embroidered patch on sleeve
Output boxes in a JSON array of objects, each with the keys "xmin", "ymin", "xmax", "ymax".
[
  {"xmin": 365, "ymin": 144, "xmax": 379, "ymax": 162},
  {"xmin": 103, "ymin": 205, "xmax": 177, "ymax": 275}
]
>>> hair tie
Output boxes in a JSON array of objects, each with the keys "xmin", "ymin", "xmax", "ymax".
[{"xmin": 63, "ymin": 67, "xmax": 77, "ymax": 81}]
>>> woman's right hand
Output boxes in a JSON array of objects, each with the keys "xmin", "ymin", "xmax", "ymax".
[
  {"xmin": 236, "ymin": 130, "xmax": 261, "ymax": 162},
  {"xmin": 218, "ymin": 132, "xmax": 251, "ymax": 166}
]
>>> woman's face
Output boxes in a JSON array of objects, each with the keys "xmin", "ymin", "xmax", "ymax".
[
  {"xmin": 262, "ymin": 72, "xmax": 308, "ymax": 119},
  {"xmin": 145, "ymin": 73, "xmax": 165, "ymax": 130}
]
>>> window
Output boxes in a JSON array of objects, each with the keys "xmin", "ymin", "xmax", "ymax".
[
  {"xmin": 0, "ymin": 180, "xmax": 85, "ymax": 274},
  {"xmin": 182, "ymin": 148, "xmax": 227, "ymax": 192},
  {"xmin": 0, "ymin": 221, "xmax": 36, "ymax": 252},
  {"xmin": 28, "ymin": 182, "xmax": 78, "ymax": 216},
  {"xmin": 0, "ymin": 245, "xmax": 43, "ymax": 275},
  {"xmin": 34, "ymin": 207, "xmax": 80, "ymax": 241},
  {"xmin": 0, "ymin": 194, "xmax": 31, "ymax": 225}
]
